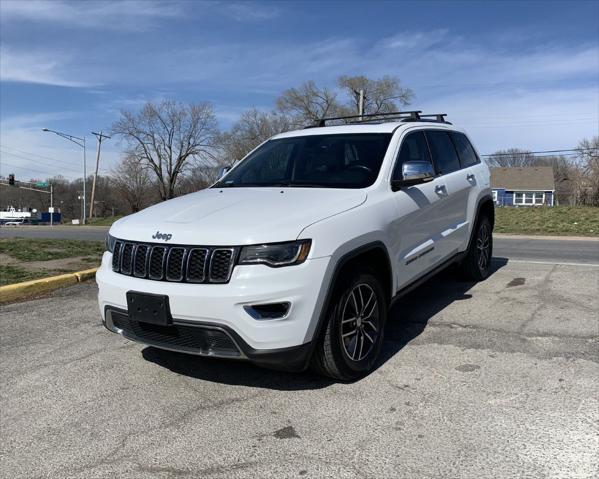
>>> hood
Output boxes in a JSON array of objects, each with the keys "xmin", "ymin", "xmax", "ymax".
[{"xmin": 110, "ymin": 187, "xmax": 367, "ymax": 245}]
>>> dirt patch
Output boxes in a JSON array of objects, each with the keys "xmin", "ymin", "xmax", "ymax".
[
  {"xmin": 19, "ymin": 256, "xmax": 99, "ymax": 272},
  {"xmin": 0, "ymin": 253, "xmax": 17, "ymax": 265}
]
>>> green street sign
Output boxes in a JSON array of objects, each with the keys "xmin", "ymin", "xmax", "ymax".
[{"xmin": 35, "ymin": 182, "xmax": 48, "ymax": 187}]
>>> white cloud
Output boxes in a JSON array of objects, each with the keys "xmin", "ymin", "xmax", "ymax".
[
  {"xmin": 418, "ymin": 86, "xmax": 598, "ymax": 153},
  {"xmin": 0, "ymin": 0, "xmax": 278, "ymax": 30},
  {"xmin": 0, "ymin": 112, "xmax": 120, "ymax": 181},
  {"xmin": 1, "ymin": 22, "xmax": 597, "ymax": 162},
  {"xmin": 0, "ymin": 0, "xmax": 184, "ymax": 31},
  {"xmin": 218, "ymin": 1, "xmax": 280, "ymax": 21},
  {"xmin": 0, "ymin": 46, "xmax": 95, "ymax": 87}
]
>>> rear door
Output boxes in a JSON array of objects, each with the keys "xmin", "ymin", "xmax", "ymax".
[
  {"xmin": 424, "ymin": 130, "xmax": 471, "ymax": 258},
  {"xmin": 448, "ymin": 131, "xmax": 483, "ymax": 250}
]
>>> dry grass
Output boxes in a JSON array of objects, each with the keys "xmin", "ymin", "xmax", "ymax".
[{"xmin": 495, "ymin": 206, "xmax": 599, "ymax": 236}]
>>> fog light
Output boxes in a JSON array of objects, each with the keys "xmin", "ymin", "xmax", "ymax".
[{"xmin": 244, "ymin": 302, "xmax": 290, "ymax": 320}]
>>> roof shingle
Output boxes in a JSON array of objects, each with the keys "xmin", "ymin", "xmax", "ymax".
[{"xmin": 490, "ymin": 167, "xmax": 555, "ymax": 191}]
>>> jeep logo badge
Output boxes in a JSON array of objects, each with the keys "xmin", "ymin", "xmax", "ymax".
[{"xmin": 152, "ymin": 231, "xmax": 172, "ymax": 242}]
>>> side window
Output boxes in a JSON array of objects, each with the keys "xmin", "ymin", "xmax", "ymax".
[
  {"xmin": 425, "ymin": 130, "xmax": 461, "ymax": 175},
  {"xmin": 391, "ymin": 131, "xmax": 432, "ymax": 180},
  {"xmin": 450, "ymin": 132, "xmax": 479, "ymax": 168}
]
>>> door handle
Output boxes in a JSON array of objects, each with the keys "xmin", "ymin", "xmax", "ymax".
[
  {"xmin": 467, "ymin": 173, "xmax": 475, "ymax": 181},
  {"xmin": 435, "ymin": 184, "xmax": 446, "ymax": 194}
]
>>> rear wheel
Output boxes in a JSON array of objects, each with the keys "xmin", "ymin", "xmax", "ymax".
[
  {"xmin": 460, "ymin": 214, "xmax": 493, "ymax": 281},
  {"xmin": 312, "ymin": 269, "xmax": 387, "ymax": 381}
]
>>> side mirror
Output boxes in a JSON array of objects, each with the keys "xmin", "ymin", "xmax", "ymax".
[{"xmin": 391, "ymin": 161, "xmax": 435, "ymax": 191}]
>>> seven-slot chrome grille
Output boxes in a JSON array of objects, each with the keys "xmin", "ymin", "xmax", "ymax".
[{"xmin": 112, "ymin": 240, "xmax": 236, "ymax": 284}]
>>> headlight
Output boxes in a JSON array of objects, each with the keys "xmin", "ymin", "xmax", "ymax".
[
  {"xmin": 238, "ymin": 240, "xmax": 311, "ymax": 267},
  {"xmin": 105, "ymin": 233, "xmax": 116, "ymax": 253}
]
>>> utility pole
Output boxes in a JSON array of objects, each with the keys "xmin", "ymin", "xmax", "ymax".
[
  {"xmin": 89, "ymin": 131, "xmax": 111, "ymax": 220},
  {"xmin": 358, "ymin": 89, "xmax": 364, "ymax": 120}
]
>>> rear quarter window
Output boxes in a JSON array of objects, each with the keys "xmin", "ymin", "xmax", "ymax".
[{"xmin": 450, "ymin": 132, "xmax": 480, "ymax": 168}]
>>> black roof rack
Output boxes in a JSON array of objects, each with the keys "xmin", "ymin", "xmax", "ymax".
[{"xmin": 310, "ymin": 110, "xmax": 451, "ymax": 128}]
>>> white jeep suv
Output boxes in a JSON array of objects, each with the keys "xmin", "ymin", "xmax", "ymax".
[{"xmin": 97, "ymin": 111, "xmax": 494, "ymax": 380}]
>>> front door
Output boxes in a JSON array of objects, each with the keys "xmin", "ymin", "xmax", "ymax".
[{"xmin": 389, "ymin": 130, "xmax": 448, "ymax": 289}]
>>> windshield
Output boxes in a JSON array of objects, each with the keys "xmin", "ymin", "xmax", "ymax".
[{"xmin": 214, "ymin": 133, "xmax": 392, "ymax": 189}]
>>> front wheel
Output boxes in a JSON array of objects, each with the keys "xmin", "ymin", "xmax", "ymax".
[
  {"xmin": 312, "ymin": 269, "xmax": 387, "ymax": 381},
  {"xmin": 460, "ymin": 215, "xmax": 493, "ymax": 281}
]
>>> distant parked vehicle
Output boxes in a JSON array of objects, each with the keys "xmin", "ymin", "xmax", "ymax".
[{"xmin": 0, "ymin": 206, "xmax": 31, "ymax": 225}]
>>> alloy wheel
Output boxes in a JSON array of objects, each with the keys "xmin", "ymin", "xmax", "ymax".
[
  {"xmin": 340, "ymin": 283, "xmax": 379, "ymax": 362},
  {"xmin": 476, "ymin": 222, "xmax": 491, "ymax": 271}
]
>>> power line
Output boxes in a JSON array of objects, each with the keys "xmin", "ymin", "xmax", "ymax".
[
  {"xmin": 0, "ymin": 150, "xmax": 82, "ymax": 174},
  {"xmin": 0, "ymin": 147, "xmax": 81, "ymax": 170},
  {"xmin": 462, "ymin": 118, "xmax": 598, "ymax": 127},
  {"xmin": 0, "ymin": 161, "xmax": 79, "ymax": 179},
  {"xmin": 481, "ymin": 148, "xmax": 598, "ymax": 157},
  {"xmin": 1, "ymin": 145, "xmax": 84, "ymax": 167}
]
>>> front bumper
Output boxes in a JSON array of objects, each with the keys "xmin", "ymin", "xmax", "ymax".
[
  {"xmin": 103, "ymin": 306, "xmax": 313, "ymax": 371},
  {"xmin": 96, "ymin": 251, "xmax": 330, "ymax": 356}
]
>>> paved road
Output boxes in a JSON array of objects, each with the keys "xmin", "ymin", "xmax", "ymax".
[
  {"xmin": 0, "ymin": 225, "xmax": 110, "ymax": 242},
  {"xmin": 493, "ymin": 235, "xmax": 599, "ymax": 265},
  {"xmin": 2, "ymin": 225, "xmax": 598, "ymax": 264},
  {"xmin": 1, "ymin": 259, "xmax": 598, "ymax": 478}
]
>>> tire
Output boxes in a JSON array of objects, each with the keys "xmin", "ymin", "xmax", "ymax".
[
  {"xmin": 460, "ymin": 214, "xmax": 493, "ymax": 281},
  {"xmin": 312, "ymin": 268, "xmax": 387, "ymax": 381}
]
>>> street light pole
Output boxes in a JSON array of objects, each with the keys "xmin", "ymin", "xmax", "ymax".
[
  {"xmin": 89, "ymin": 131, "xmax": 110, "ymax": 220},
  {"xmin": 42, "ymin": 128, "xmax": 87, "ymax": 224},
  {"xmin": 83, "ymin": 136, "xmax": 87, "ymax": 225},
  {"xmin": 50, "ymin": 184, "xmax": 53, "ymax": 227}
]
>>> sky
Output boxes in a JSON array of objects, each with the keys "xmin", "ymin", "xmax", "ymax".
[{"xmin": 1, "ymin": 0, "xmax": 598, "ymax": 182}]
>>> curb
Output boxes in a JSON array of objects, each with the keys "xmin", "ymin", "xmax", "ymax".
[
  {"xmin": 494, "ymin": 233, "xmax": 599, "ymax": 242},
  {"xmin": 0, "ymin": 267, "xmax": 98, "ymax": 304}
]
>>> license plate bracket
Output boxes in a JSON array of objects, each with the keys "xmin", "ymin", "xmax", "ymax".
[{"xmin": 126, "ymin": 291, "xmax": 172, "ymax": 326}]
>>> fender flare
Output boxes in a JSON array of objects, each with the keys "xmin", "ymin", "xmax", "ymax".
[
  {"xmin": 303, "ymin": 241, "xmax": 393, "ymax": 351},
  {"xmin": 466, "ymin": 194, "xmax": 495, "ymax": 251}
]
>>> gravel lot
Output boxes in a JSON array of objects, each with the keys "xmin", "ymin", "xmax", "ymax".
[{"xmin": 1, "ymin": 258, "xmax": 598, "ymax": 478}]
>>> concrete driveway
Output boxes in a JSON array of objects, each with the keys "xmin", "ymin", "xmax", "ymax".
[{"xmin": 1, "ymin": 258, "xmax": 598, "ymax": 478}]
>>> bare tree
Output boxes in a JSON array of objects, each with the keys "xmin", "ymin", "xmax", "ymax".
[
  {"xmin": 276, "ymin": 75, "xmax": 413, "ymax": 126},
  {"xmin": 337, "ymin": 75, "xmax": 414, "ymax": 116},
  {"xmin": 486, "ymin": 148, "xmax": 538, "ymax": 168},
  {"xmin": 112, "ymin": 100, "xmax": 219, "ymax": 200},
  {"xmin": 276, "ymin": 81, "xmax": 339, "ymax": 126},
  {"xmin": 217, "ymin": 108, "xmax": 291, "ymax": 165},
  {"xmin": 575, "ymin": 136, "xmax": 599, "ymax": 205},
  {"xmin": 112, "ymin": 154, "xmax": 154, "ymax": 213}
]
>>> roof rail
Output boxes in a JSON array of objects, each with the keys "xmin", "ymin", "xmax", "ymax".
[
  {"xmin": 312, "ymin": 110, "xmax": 450, "ymax": 127},
  {"xmin": 403, "ymin": 113, "xmax": 449, "ymax": 123},
  {"xmin": 314, "ymin": 111, "xmax": 421, "ymax": 127}
]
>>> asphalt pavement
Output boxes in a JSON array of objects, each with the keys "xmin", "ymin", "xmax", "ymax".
[
  {"xmin": 0, "ymin": 225, "xmax": 111, "ymax": 242},
  {"xmin": 1, "ymin": 257, "xmax": 598, "ymax": 478},
  {"xmin": 2, "ymin": 224, "xmax": 599, "ymax": 264}
]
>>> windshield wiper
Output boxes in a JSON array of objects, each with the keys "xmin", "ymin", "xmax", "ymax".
[{"xmin": 212, "ymin": 181, "xmax": 236, "ymax": 188}]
